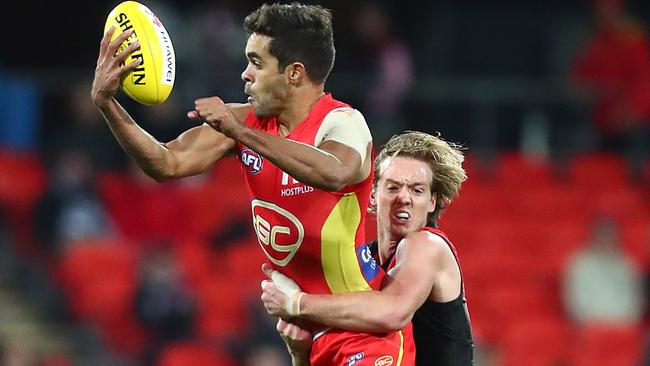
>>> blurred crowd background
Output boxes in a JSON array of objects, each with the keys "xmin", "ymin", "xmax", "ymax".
[{"xmin": 0, "ymin": 0, "xmax": 649, "ymax": 365}]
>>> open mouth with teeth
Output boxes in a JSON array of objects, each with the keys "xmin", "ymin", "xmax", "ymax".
[
  {"xmin": 244, "ymin": 87, "xmax": 254, "ymax": 103},
  {"xmin": 394, "ymin": 211, "xmax": 411, "ymax": 221}
]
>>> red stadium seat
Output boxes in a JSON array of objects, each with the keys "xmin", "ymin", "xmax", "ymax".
[
  {"xmin": 98, "ymin": 172, "xmax": 193, "ymax": 243},
  {"xmin": 468, "ymin": 215, "xmax": 588, "ymax": 279},
  {"xmin": 194, "ymin": 274, "xmax": 250, "ymax": 340},
  {"xmin": 589, "ymin": 186, "xmax": 650, "ymax": 221},
  {"xmin": 444, "ymin": 182, "xmax": 509, "ymax": 222},
  {"xmin": 98, "ymin": 307, "xmax": 150, "ymax": 356},
  {"xmin": 0, "ymin": 150, "xmax": 47, "ymax": 257},
  {"xmin": 0, "ymin": 149, "xmax": 46, "ymax": 213},
  {"xmin": 56, "ymin": 239, "xmax": 150, "ymax": 355},
  {"xmin": 570, "ymin": 323, "xmax": 644, "ymax": 366},
  {"xmin": 539, "ymin": 221, "xmax": 590, "ymax": 276},
  {"xmin": 173, "ymin": 237, "xmax": 216, "ymax": 291},
  {"xmin": 511, "ymin": 185, "xmax": 589, "ymax": 222},
  {"xmin": 495, "ymin": 152, "xmax": 555, "ymax": 190},
  {"xmin": 180, "ymin": 158, "xmax": 250, "ymax": 239},
  {"xmin": 569, "ymin": 153, "xmax": 631, "ymax": 190},
  {"xmin": 500, "ymin": 316, "xmax": 571, "ymax": 366},
  {"xmin": 464, "ymin": 259, "xmax": 562, "ymax": 346},
  {"xmin": 620, "ymin": 218, "xmax": 650, "ymax": 271},
  {"xmin": 157, "ymin": 341, "xmax": 235, "ymax": 366},
  {"xmin": 57, "ymin": 239, "xmax": 138, "ymax": 322},
  {"xmin": 224, "ymin": 239, "xmax": 268, "ymax": 299}
]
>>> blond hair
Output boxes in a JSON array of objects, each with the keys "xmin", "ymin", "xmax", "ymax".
[{"xmin": 374, "ymin": 131, "xmax": 467, "ymax": 226}]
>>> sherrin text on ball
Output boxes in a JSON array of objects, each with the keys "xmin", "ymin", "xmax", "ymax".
[{"xmin": 104, "ymin": 1, "xmax": 175, "ymax": 105}]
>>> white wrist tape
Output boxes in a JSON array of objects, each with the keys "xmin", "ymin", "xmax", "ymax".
[
  {"xmin": 269, "ymin": 269, "xmax": 303, "ymax": 317},
  {"xmin": 287, "ymin": 291, "xmax": 304, "ymax": 317}
]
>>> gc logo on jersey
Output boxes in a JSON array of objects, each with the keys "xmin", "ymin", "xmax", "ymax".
[
  {"xmin": 357, "ymin": 243, "xmax": 380, "ymax": 282},
  {"xmin": 375, "ymin": 356, "xmax": 394, "ymax": 366},
  {"xmin": 251, "ymin": 199, "xmax": 304, "ymax": 266},
  {"xmin": 240, "ymin": 148, "xmax": 263, "ymax": 174}
]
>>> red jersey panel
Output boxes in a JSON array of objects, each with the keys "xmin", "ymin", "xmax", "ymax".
[
  {"xmin": 235, "ymin": 95, "xmax": 413, "ymax": 365},
  {"xmin": 236, "ymin": 94, "xmax": 381, "ymax": 295}
]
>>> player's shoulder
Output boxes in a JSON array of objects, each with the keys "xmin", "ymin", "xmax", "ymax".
[
  {"xmin": 321, "ymin": 108, "xmax": 370, "ymax": 135},
  {"xmin": 325, "ymin": 107, "xmax": 365, "ymax": 120},
  {"xmin": 401, "ymin": 230, "xmax": 451, "ymax": 260}
]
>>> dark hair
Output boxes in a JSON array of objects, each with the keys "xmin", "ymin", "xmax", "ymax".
[{"xmin": 244, "ymin": 3, "xmax": 335, "ymax": 84}]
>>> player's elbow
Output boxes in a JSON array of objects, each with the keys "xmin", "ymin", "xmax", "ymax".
[
  {"xmin": 317, "ymin": 169, "xmax": 353, "ymax": 192},
  {"xmin": 318, "ymin": 177, "xmax": 347, "ymax": 192},
  {"xmin": 145, "ymin": 153, "xmax": 186, "ymax": 182},
  {"xmin": 145, "ymin": 164, "xmax": 177, "ymax": 182},
  {"xmin": 379, "ymin": 312, "xmax": 412, "ymax": 332},
  {"xmin": 150, "ymin": 171, "xmax": 173, "ymax": 182},
  {"xmin": 371, "ymin": 306, "xmax": 413, "ymax": 332}
]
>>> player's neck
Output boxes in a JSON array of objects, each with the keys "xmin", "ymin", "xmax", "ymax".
[
  {"xmin": 377, "ymin": 231, "xmax": 400, "ymax": 265},
  {"xmin": 276, "ymin": 86, "xmax": 326, "ymax": 135}
]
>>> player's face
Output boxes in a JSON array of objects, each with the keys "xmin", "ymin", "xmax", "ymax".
[
  {"xmin": 374, "ymin": 156, "xmax": 436, "ymax": 241},
  {"xmin": 242, "ymin": 33, "xmax": 290, "ymax": 118}
]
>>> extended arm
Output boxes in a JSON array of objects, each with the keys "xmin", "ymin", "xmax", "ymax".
[
  {"xmin": 234, "ymin": 129, "xmax": 367, "ymax": 191},
  {"xmin": 99, "ymin": 101, "xmax": 235, "ymax": 181},
  {"xmin": 301, "ymin": 235, "xmax": 438, "ymax": 332},
  {"xmin": 262, "ymin": 232, "xmax": 447, "ymax": 332},
  {"xmin": 91, "ymin": 27, "xmax": 235, "ymax": 181},
  {"xmin": 192, "ymin": 99, "xmax": 372, "ymax": 192}
]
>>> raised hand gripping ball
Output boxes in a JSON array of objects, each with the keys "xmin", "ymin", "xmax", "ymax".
[{"xmin": 104, "ymin": 1, "xmax": 175, "ymax": 105}]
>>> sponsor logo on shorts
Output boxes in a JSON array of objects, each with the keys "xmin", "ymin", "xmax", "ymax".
[
  {"xmin": 240, "ymin": 148, "xmax": 263, "ymax": 174},
  {"xmin": 347, "ymin": 352, "xmax": 364, "ymax": 366},
  {"xmin": 375, "ymin": 355, "xmax": 394, "ymax": 366}
]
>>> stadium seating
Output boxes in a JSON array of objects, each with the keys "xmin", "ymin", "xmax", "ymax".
[
  {"xmin": 568, "ymin": 153, "xmax": 631, "ymax": 189},
  {"xmin": 18, "ymin": 149, "xmax": 646, "ymax": 363},
  {"xmin": 500, "ymin": 315, "xmax": 571, "ymax": 366},
  {"xmin": 172, "ymin": 237, "xmax": 216, "ymax": 291},
  {"xmin": 157, "ymin": 341, "xmax": 235, "ymax": 366},
  {"xmin": 0, "ymin": 149, "xmax": 47, "ymax": 257},
  {"xmin": 56, "ymin": 238, "xmax": 150, "ymax": 354},
  {"xmin": 570, "ymin": 323, "xmax": 645, "ymax": 366},
  {"xmin": 443, "ymin": 151, "xmax": 649, "ymax": 364},
  {"xmin": 178, "ymin": 158, "xmax": 251, "ymax": 239},
  {"xmin": 0, "ymin": 149, "xmax": 46, "ymax": 213},
  {"xmin": 194, "ymin": 274, "xmax": 251, "ymax": 340}
]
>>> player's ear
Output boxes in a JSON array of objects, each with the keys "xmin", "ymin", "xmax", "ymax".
[
  {"xmin": 286, "ymin": 62, "xmax": 306, "ymax": 85},
  {"xmin": 428, "ymin": 193, "xmax": 436, "ymax": 213},
  {"xmin": 368, "ymin": 189, "xmax": 377, "ymax": 216}
]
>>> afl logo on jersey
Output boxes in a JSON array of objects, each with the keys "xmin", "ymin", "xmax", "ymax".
[
  {"xmin": 251, "ymin": 199, "xmax": 304, "ymax": 266},
  {"xmin": 240, "ymin": 148, "xmax": 263, "ymax": 174}
]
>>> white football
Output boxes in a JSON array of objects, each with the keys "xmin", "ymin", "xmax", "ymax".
[{"xmin": 104, "ymin": 1, "xmax": 175, "ymax": 105}]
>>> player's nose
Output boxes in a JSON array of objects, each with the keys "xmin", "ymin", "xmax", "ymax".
[
  {"xmin": 241, "ymin": 66, "xmax": 253, "ymax": 83},
  {"xmin": 395, "ymin": 186, "xmax": 411, "ymax": 204}
]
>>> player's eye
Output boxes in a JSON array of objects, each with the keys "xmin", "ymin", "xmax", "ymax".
[{"xmin": 246, "ymin": 59, "xmax": 262, "ymax": 69}]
